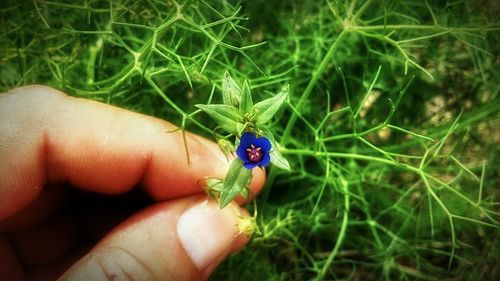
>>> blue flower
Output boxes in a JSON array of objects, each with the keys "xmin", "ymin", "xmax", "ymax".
[{"xmin": 236, "ymin": 132, "xmax": 272, "ymax": 169}]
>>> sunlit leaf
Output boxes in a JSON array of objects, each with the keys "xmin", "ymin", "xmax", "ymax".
[
  {"xmin": 196, "ymin": 104, "xmax": 242, "ymax": 135},
  {"xmin": 222, "ymin": 71, "xmax": 241, "ymax": 107},
  {"xmin": 240, "ymin": 80, "xmax": 253, "ymax": 116},
  {"xmin": 219, "ymin": 159, "xmax": 253, "ymax": 208},
  {"xmin": 263, "ymin": 128, "xmax": 290, "ymax": 171},
  {"xmin": 255, "ymin": 85, "xmax": 289, "ymax": 126}
]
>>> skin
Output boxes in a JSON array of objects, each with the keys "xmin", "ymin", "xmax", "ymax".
[{"xmin": 0, "ymin": 85, "xmax": 265, "ymax": 280}]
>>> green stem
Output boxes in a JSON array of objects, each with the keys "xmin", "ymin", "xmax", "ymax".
[
  {"xmin": 317, "ymin": 176, "xmax": 350, "ymax": 280},
  {"xmin": 281, "ymin": 30, "xmax": 347, "ymax": 146}
]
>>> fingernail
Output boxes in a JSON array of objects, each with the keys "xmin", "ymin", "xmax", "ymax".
[{"xmin": 176, "ymin": 199, "xmax": 241, "ymax": 270}]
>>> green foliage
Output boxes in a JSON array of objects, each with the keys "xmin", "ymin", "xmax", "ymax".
[
  {"xmin": 263, "ymin": 128, "xmax": 291, "ymax": 171},
  {"xmin": 1, "ymin": 0, "xmax": 499, "ymax": 280},
  {"xmin": 219, "ymin": 159, "xmax": 252, "ymax": 208},
  {"xmin": 195, "ymin": 104, "xmax": 242, "ymax": 135},
  {"xmin": 197, "ymin": 72, "xmax": 289, "ymax": 207},
  {"xmin": 254, "ymin": 85, "xmax": 288, "ymax": 126},
  {"xmin": 222, "ymin": 71, "xmax": 242, "ymax": 107},
  {"xmin": 239, "ymin": 80, "xmax": 253, "ymax": 116}
]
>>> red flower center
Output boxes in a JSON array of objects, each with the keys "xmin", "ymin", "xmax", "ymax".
[{"xmin": 246, "ymin": 144, "xmax": 262, "ymax": 163}]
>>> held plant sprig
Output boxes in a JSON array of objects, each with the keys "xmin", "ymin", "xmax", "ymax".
[{"xmin": 196, "ymin": 72, "xmax": 290, "ymax": 209}]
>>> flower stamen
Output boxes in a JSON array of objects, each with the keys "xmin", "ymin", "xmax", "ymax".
[
  {"xmin": 236, "ymin": 132, "xmax": 272, "ymax": 169},
  {"xmin": 246, "ymin": 144, "xmax": 263, "ymax": 163}
]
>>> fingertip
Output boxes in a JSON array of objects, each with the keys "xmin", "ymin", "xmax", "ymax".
[{"xmin": 60, "ymin": 196, "xmax": 251, "ymax": 281}]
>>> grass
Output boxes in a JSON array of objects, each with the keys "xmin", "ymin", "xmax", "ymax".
[{"xmin": 1, "ymin": 0, "xmax": 499, "ymax": 280}]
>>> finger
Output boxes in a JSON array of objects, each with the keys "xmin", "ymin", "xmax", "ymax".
[
  {"xmin": 0, "ymin": 235, "xmax": 26, "ymax": 281},
  {"xmin": 59, "ymin": 195, "xmax": 250, "ymax": 281},
  {"xmin": 25, "ymin": 246, "xmax": 89, "ymax": 281},
  {"xmin": 10, "ymin": 214, "xmax": 77, "ymax": 266},
  {"xmin": 0, "ymin": 184, "xmax": 67, "ymax": 232},
  {"xmin": 0, "ymin": 85, "xmax": 265, "ymax": 221},
  {"xmin": 71, "ymin": 188, "xmax": 153, "ymax": 242}
]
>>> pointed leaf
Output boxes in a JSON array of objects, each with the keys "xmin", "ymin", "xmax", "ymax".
[
  {"xmin": 196, "ymin": 104, "xmax": 242, "ymax": 135},
  {"xmin": 239, "ymin": 80, "xmax": 253, "ymax": 116},
  {"xmin": 219, "ymin": 159, "xmax": 253, "ymax": 208},
  {"xmin": 270, "ymin": 150, "xmax": 291, "ymax": 171},
  {"xmin": 254, "ymin": 85, "xmax": 289, "ymax": 126},
  {"xmin": 263, "ymin": 128, "xmax": 290, "ymax": 171},
  {"xmin": 222, "ymin": 71, "xmax": 241, "ymax": 106}
]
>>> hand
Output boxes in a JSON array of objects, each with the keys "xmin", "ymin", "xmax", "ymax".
[{"xmin": 0, "ymin": 85, "xmax": 265, "ymax": 281}]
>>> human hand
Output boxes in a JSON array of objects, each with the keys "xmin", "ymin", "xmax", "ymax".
[{"xmin": 0, "ymin": 85, "xmax": 265, "ymax": 280}]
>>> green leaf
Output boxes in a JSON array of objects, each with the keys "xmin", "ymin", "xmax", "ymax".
[
  {"xmin": 254, "ymin": 84, "xmax": 289, "ymax": 126},
  {"xmin": 270, "ymin": 150, "xmax": 291, "ymax": 171},
  {"xmin": 239, "ymin": 80, "xmax": 253, "ymax": 116},
  {"xmin": 236, "ymin": 122, "xmax": 246, "ymax": 136},
  {"xmin": 263, "ymin": 128, "xmax": 291, "ymax": 171},
  {"xmin": 195, "ymin": 104, "xmax": 242, "ymax": 135},
  {"xmin": 222, "ymin": 71, "xmax": 241, "ymax": 107},
  {"xmin": 219, "ymin": 159, "xmax": 253, "ymax": 208}
]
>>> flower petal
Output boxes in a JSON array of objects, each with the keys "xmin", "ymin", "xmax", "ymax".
[
  {"xmin": 254, "ymin": 136, "xmax": 272, "ymax": 152},
  {"xmin": 236, "ymin": 144, "xmax": 249, "ymax": 162},
  {"xmin": 239, "ymin": 132, "xmax": 256, "ymax": 148},
  {"xmin": 243, "ymin": 161, "xmax": 259, "ymax": 169},
  {"xmin": 259, "ymin": 151, "xmax": 271, "ymax": 167}
]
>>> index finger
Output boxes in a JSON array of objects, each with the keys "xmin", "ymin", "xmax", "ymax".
[{"xmin": 0, "ymin": 85, "xmax": 265, "ymax": 221}]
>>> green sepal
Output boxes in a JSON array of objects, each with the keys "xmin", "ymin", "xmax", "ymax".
[
  {"xmin": 219, "ymin": 159, "xmax": 253, "ymax": 208},
  {"xmin": 236, "ymin": 122, "xmax": 246, "ymax": 136},
  {"xmin": 254, "ymin": 84, "xmax": 289, "ymax": 126},
  {"xmin": 217, "ymin": 138, "xmax": 235, "ymax": 159},
  {"xmin": 239, "ymin": 80, "xmax": 253, "ymax": 116},
  {"xmin": 270, "ymin": 149, "xmax": 291, "ymax": 171},
  {"xmin": 222, "ymin": 71, "xmax": 241, "ymax": 107},
  {"xmin": 263, "ymin": 128, "xmax": 290, "ymax": 171},
  {"xmin": 195, "ymin": 104, "xmax": 242, "ymax": 135},
  {"xmin": 239, "ymin": 186, "xmax": 250, "ymax": 199},
  {"xmin": 205, "ymin": 178, "xmax": 223, "ymax": 198}
]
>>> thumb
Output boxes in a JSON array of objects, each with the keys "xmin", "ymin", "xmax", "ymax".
[{"xmin": 58, "ymin": 196, "xmax": 250, "ymax": 281}]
